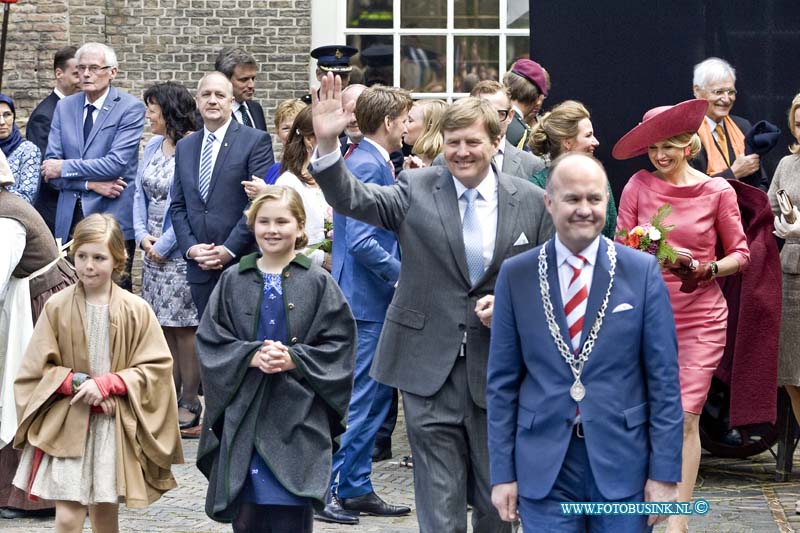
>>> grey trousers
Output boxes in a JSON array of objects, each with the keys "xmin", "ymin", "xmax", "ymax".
[{"xmin": 403, "ymin": 357, "xmax": 511, "ymax": 533}]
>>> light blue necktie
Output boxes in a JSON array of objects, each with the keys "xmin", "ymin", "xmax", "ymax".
[
  {"xmin": 198, "ymin": 132, "xmax": 216, "ymax": 201},
  {"xmin": 462, "ymin": 188, "xmax": 484, "ymax": 285}
]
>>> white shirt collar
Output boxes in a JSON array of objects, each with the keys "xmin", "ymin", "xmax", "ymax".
[
  {"xmin": 84, "ymin": 87, "xmax": 110, "ymax": 110},
  {"xmin": 554, "ymin": 234, "xmax": 601, "ymax": 269},
  {"xmin": 705, "ymin": 116, "xmax": 722, "ymax": 129},
  {"xmin": 362, "ymin": 137, "xmax": 391, "ymax": 163},
  {"xmin": 54, "ymin": 88, "xmax": 66, "ymax": 100},
  {"xmin": 497, "ymin": 135, "xmax": 507, "ymax": 155},
  {"xmin": 204, "ymin": 116, "xmax": 233, "ymax": 139},
  {"xmin": 453, "ymin": 166, "xmax": 496, "ymax": 201}
]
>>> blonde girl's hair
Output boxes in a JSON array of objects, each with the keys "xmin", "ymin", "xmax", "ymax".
[
  {"xmin": 245, "ymin": 185, "xmax": 309, "ymax": 249},
  {"xmin": 411, "ymin": 99, "xmax": 448, "ymax": 162},
  {"xmin": 69, "ymin": 213, "xmax": 128, "ymax": 279}
]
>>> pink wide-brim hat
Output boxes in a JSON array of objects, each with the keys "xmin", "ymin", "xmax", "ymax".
[{"xmin": 612, "ymin": 99, "xmax": 708, "ymax": 160}]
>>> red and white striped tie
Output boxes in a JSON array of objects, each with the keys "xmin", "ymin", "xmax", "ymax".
[{"xmin": 564, "ymin": 255, "xmax": 588, "ymax": 353}]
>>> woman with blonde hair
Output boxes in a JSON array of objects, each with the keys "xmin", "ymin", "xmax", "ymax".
[
  {"xmin": 529, "ymin": 100, "xmax": 617, "ymax": 237},
  {"xmin": 615, "ymin": 100, "xmax": 750, "ymax": 532},
  {"xmin": 263, "ymin": 99, "xmax": 308, "ymax": 185},
  {"xmin": 403, "ymin": 99, "xmax": 447, "ymax": 168}
]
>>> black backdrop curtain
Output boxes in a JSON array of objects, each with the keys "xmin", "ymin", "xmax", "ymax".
[{"xmin": 529, "ymin": 0, "xmax": 800, "ymax": 200}]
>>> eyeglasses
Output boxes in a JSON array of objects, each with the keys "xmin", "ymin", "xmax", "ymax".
[
  {"xmin": 497, "ymin": 109, "xmax": 511, "ymax": 120},
  {"xmin": 0, "ymin": 112, "xmax": 13, "ymax": 120},
  {"xmin": 707, "ymin": 88, "xmax": 737, "ymax": 98},
  {"xmin": 77, "ymin": 65, "xmax": 112, "ymax": 74}
]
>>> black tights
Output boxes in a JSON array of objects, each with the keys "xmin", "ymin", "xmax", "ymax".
[{"xmin": 233, "ymin": 503, "xmax": 313, "ymax": 533}]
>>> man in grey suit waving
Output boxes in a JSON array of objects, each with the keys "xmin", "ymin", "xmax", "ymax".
[{"xmin": 310, "ymin": 73, "xmax": 553, "ymax": 533}]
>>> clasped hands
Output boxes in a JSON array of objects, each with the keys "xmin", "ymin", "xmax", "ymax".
[
  {"xmin": 70, "ymin": 379, "xmax": 116, "ymax": 416},
  {"xmin": 774, "ymin": 207, "xmax": 800, "ymax": 239},
  {"xmin": 251, "ymin": 339, "xmax": 297, "ymax": 374},
  {"xmin": 188, "ymin": 243, "xmax": 232, "ymax": 270},
  {"xmin": 661, "ymin": 248, "xmax": 713, "ymax": 294}
]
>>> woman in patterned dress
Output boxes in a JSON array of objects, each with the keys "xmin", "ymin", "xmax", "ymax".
[
  {"xmin": 132, "ymin": 82, "xmax": 203, "ymax": 434},
  {"xmin": 0, "ymin": 94, "xmax": 41, "ymax": 205}
]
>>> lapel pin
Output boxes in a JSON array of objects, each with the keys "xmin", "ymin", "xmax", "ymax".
[{"xmin": 224, "ymin": 142, "xmax": 229, "ymax": 147}]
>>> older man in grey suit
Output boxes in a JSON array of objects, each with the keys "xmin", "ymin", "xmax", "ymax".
[
  {"xmin": 433, "ymin": 80, "xmax": 544, "ymax": 180},
  {"xmin": 310, "ymin": 73, "xmax": 553, "ymax": 533}
]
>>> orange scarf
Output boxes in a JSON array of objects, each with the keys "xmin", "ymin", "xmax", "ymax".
[{"xmin": 697, "ymin": 116, "xmax": 746, "ymax": 176}]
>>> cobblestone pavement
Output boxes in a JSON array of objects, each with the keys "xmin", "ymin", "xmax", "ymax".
[{"xmin": 3, "ymin": 410, "xmax": 800, "ymax": 533}]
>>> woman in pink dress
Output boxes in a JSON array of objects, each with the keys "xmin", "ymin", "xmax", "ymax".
[{"xmin": 614, "ymin": 99, "xmax": 750, "ymax": 533}]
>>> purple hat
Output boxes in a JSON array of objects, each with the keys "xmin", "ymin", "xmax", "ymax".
[
  {"xmin": 510, "ymin": 59, "xmax": 549, "ymax": 96},
  {"xmin": 612, "ymin": 99, "xmax": 708, "ymax": 160}
]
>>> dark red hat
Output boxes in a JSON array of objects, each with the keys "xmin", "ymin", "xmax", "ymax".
[
  {"xmin": 612, "ymin": 99, "xmax": 708, "ymax": 160},
  {"xmin": 510, "ymin": 59, "xmax": 548, "ymax": 96}
]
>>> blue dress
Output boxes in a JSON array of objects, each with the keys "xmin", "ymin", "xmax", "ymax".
[
  {"xmin": 264, "ymin": 162, "xmax": 281, "ymax": 185},
  {"xmin": 240, "ymin": 271, "xmax": 310, "ymax": 507}
]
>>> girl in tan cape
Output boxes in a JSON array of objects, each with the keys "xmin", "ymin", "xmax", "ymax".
[{"xmin": 12, "ymin": 214, "xmax": 183, "ymax": 533}]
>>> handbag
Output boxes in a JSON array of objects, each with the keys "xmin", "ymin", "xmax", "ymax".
[{"xmin": 777, "ymin": 189, "xmax": 796, "ymax": 224}]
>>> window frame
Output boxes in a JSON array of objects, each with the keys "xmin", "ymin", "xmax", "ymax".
[{"xmin": 311, "ymin": 0, "xmax": 530, "ymax": 101}]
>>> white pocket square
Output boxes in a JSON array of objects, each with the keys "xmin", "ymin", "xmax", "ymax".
[
  {"xmin": 612, "ymin": 303, "xmax": 634, "ymax": 313},
  {"xmin": 513, "ymin": 233, "xmax": 529, "ymax": 246}
]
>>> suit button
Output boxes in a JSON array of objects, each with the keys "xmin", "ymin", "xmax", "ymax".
[
  {"xmin": 204, "ymin": 209, "xmax": 208, "ymax": 214},
  {"xmin": 291, "ymin": 336, "xmax": 298, "ymax": 343},
  {"xmin": 458, "ymin": 324, "xmax": 466, "ymax": 331},
  {"xmin": 287, "ymin": 303, "xmax": 295, "ymax": 310}
]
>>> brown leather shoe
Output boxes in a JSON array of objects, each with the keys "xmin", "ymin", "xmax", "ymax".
[{"xmin": 180, "ymin": 423, "xmax": 202, "ymax": 439}]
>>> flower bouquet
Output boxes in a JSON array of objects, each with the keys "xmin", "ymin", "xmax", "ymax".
[{"xmin": 616, "ymin": 204, "xmax": 679, "ymax": 263}]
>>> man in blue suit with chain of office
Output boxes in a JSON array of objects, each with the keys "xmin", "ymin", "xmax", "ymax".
[{"xmin": 487, "ymin": 153, "xmax": 684, "ymax": 532}]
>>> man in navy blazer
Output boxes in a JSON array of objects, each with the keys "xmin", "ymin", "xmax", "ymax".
[
  {"xmin": 169, "ymin": 71, "xmax": 273, "ymax": 317},
  {"xmin": 488, "ymin": 153, "xmax": 683, "ymax": 531},
  {"xmin": 214, "ymin": 48, "xmax": 267, "ymax": 132},
  {"xmin": 320, "ymin": 86, "xmax": 410, "ymax": 524},
  {"xmin": 28, "ymin": 45, "xmax": 81, "ymax": 234},
  {"xmin": 41, "ymin": 43, "xmax": 145, "ymax": 287}
]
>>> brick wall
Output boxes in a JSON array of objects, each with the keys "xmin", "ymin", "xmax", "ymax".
[{"xmin": 2, "ymin": 0, "xmax": 312, "ymax": 148}]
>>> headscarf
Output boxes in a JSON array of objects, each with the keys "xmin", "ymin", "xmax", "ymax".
[{"xmin": 0, "ymin": 94, "xmax": 24, "ymax": 157}]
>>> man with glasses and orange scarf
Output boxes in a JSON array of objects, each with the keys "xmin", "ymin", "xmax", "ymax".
[{"xmin": 690, "ymin": 57, "xmax": 768, "ymax": 190}]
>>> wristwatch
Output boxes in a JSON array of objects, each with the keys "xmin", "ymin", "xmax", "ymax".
[
  {"xmin": 709, "ymin": 261, "xmax": 719, "ymax": 278},
  {"xmin": 72, "ymin": 372, "xmax": 90, "ymax": 395}
]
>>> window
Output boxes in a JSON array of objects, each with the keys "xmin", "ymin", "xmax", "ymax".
[{"xmin": 315, "ymin": 0, "xmax": 531, "ymax": 100}]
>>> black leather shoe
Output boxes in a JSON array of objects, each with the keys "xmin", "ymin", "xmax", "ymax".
[
  {"xmin": 0, "ymin": 507, "xmax": 55, "ymax": 519},
  {"xmin": 341, "ymin": 491, "xmax": 411, "ymax": 516},
  {"xmin": 314, "ymin": 494, "xmax": 359, "ymax": 525},
  {"xmin": 371, "ymin": 443, "xmax": 392, "ymax": 462}
]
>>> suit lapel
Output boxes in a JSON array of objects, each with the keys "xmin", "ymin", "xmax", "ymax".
[
  {"xmin": 482, "ymin": 169, "xmax": 518, "ymax": 283},
  {"xmin": 207, "ymin": 120, "xmax": 238, "ymax": 199},
  {"xmin": 545, "ymin": 238, "xmax": 571, "ymax": 342},
  {"xmin": 83, "ymin": 86, "xmax": 119, "ymax": 153},
  {"xmin": 432, "ymin": 169, "xmax": 471, "ymax": 286},
  {"xmin": 359, "ymin": 141, "xmax": 394, "ymax": 185},
  {"xmin": 580, "ymin": 237, "xmax": 611, "ymax": 346}
]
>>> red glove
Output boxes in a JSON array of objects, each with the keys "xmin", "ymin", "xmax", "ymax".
[
  {"xmin": 93, "ymin": 373, "xmax": 128, "ymax": 399},
  {"xmin": 678, "ymin": 263, "xmax": 714, "ymax": 293},
  {"xmin": 58, "ymin": 372, "xmax": 75, "ymax": 396}
]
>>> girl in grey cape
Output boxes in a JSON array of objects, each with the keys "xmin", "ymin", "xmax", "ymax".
[{"xmin": 196, "ymin": 186, "xmax": 356, "ymax": 532}]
